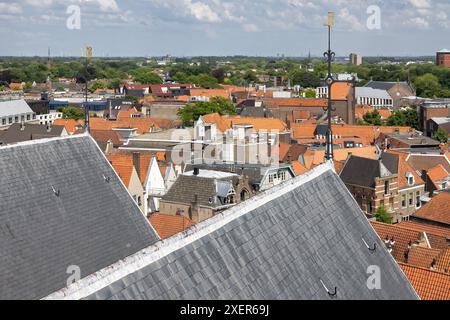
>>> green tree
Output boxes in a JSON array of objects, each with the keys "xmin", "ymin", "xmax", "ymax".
[
  {"xmin": 177, "ymin": 97, "xmax": 236, "ymax": 126},
  {"xmin": 302, "ymin": 88, "xmax": 316, "ymax": 98},
  {"xmin": 375, "ymin": 205, "xmax": 392, "ymax": 224},
  {"xmin": 132, "ymin": 69, "xmax": 162, "ymax": 84},
  {"xmin": 186, "ymin": 74, "xmax": 220, "ymax": 88},
  {"xmin": 414, "ymin": 73, "xmax": 441, "ymax": 98},
  {"xmin": 386, "ymin": 108, "xmax": 419, "ymax": 129},
  {"xmin": 363, "ymin": 110, "xmax": 383, "ymax": 126},
  {"xmin": 57, "ymin": 107, "xmax": 85, "ymax": 121},
  {"xmin": 433, "ymin": 127, "xmax": 448, "ymax": 143}
]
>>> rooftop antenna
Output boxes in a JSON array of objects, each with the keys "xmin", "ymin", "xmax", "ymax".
[
  {"xmin": 323, "ymin": 11, "xmax": 335, "ymax": 161},
  {"xmin": 83, "ymin": 46, "xmax": 93, "ymax": 134}
]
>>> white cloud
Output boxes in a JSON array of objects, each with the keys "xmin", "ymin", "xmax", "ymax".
[
  {"xmin": 338, "ymin": 8, "xmax": 365, "ymax": 31},
  {"xmin": 0, "ymin": 3, "xmax": 22, "ymax": 14},
  {"xmin": 408, "ymin": 0, "xmax": 431, "ymax": 9}
]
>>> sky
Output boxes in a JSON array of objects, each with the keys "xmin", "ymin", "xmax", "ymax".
[{"xmin": 0, "ymin": 0, "xmax": 449, "ymax": 57}]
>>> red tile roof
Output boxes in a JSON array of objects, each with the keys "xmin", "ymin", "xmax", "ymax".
[
  {"xmin": 149, "ymin": 213, "xmax": 195, "ymax": 239},
  {"xmin": 399, "ymin": 263, "xmax": 450, "ymax": 300},
  {"xmin": 291, "ymin": 161, "xmax": 308, "ymax": 176},
  {"xmin": 414, "ymin": 192, "xmax": 450, "ymax": 226},
  {"xmin": 427, "ymin": 164, "xmax": 450, "ymax": 189},
  {"xmin": 385, "ymin": 150, "xmax": 424, "ymax": 189},
  {"xmin": 202, "ymin": 113, "xmax": 288, "ymax": 133}
]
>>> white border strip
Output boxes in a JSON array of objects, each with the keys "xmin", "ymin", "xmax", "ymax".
[{"xmin": 44, "ymin": 161, "xmax": 335, "ymax": 300}]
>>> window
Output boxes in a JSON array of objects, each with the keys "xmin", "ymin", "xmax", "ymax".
[
  {"xmin": 401, "ymin": 194, "xmax": 406, "ymax": 208},
  {"xmin": 1, "ymin": 118, "xmax": 5, "ymax": 125},
  {"xmin": 8, "ymin": 117, "xmax": 12, "ymax": 124},
  {"xmin": 406, "ymin": 173, "xmax": 414, "ymax": 186},
  {"xmin": 269, "ymin": 174, "xmax": 273, "ymax": 183},
  {"xmin": 14, "ymin": 116, "xmax": 18, "ymax": 123},
  {"xmin": 389, "ymin": 198, "xmax": 394, "ymax": 211},
  {"xmin": 416, "ymin": 192, "xmax": 421, "ymax": 208},
  {"xmin": 26, "ymin": 114, "xmax": 30, "ymax": 121},
  {"xmin": 409, "ymin": 193, "xmax": 413, "ymax": 206},
  {"xmin": 384, "ymin": 181, "xmax": 389, "ymax": 195},
  {"xmin": 21, "ymin": 115, "xmax": 25, "ymax": 122}
]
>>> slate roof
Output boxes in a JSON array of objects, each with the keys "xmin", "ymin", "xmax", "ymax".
[
  {"xmin": 340, "ymin": 155, "xmax": 393, "ymax": 188},
  {"xmin": 162, "ymin": 170, "xmax": 238, "ymax": 208},
  {"xmin": 0, "ymin": 123, "xmax": 66, "ymax": 145},
  {"xmin": 0, "ymin": 135, "xmax": 159, "ymax": 300},
  {"xmin": 46, "ymin": 163, "xmax": 418, "ymax": 300},
  {"xmin": 364, "ymin": 81, "xmax": 414, "ymax": 93}
]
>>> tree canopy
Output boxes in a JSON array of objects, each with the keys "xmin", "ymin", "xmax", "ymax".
[
  {"xmin": 375, "ymin": 205, "xmax": 392, "ymax": 224},
  {"xmin": 433, "ymin": 127, "xmax": 448, "ymax": 143},
  {"xmin": 177, "ymin": 97, "xmax": 236, "ymax": 126}
]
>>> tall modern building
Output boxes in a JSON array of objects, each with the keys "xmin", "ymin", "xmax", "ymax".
[
  {"xmin": 349, "ymin": 53, "xmax": 362, "ymax": 66},
  {"xmin": 436, "ymin": 49, "xmax": 450, "ymax": 67}
]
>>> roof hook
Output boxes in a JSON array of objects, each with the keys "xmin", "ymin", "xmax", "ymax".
[
  {"xmin": 362, "ymin": 237, "xmax": 377, "ymax": 252},
  {"xmin": 320, "ymin": 279, "xmax": 337, "ymax": 297},
  {"xmin": 103, "ymin": 174, "xmax": 111, "ymax": 183},
  {"xmin": 51, "ymin": 186, "xmax": 60, "ymax": 197}
]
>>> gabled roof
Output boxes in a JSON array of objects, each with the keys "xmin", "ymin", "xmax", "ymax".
[
  {"xmin": 399, "ymin": 263, "xmax": 450, "ymax": 300},
  {"xmin": 340, "ymin": 155, "xmax": 392, "ymax": 188},
  {"xmin": 407, "ymin": 153, "xmax": 450, "ymax": 173},
  {"xmin": 364, "ymin": 80, "xmax": 414, "ymax": 93},
  {"xmin": 0, "ymin": 135, "xmax": 159, "ymax": 300},
  {"xmin": 426, "ymin": 164, "xmax": 450, "ymax": 189},
  {"xmin": 0, "ymin": 99, "xmax": 34, "ymax": 118},
  {"xmin": 54, "ymin": 119, "xmax": 84, "ymax": 134},
  {"xmin": 413, "ymin": 191, "xmax": 450, "ymax": 227},
  {"xmin": 0, "ymin": 123, "xmax": 65, "ymax": 145},
  {"xmin": 46, "ymin": 163, "xmax": 418, "ymax": 300},
  {"xmin": 149, "ymin": 213, "xmax": 195, "ymax": 239},
  {"xmin": 383, "ymin": 150, "xmax": 424, "ymax": 189},
  {"xmin": 201, "ymin": 113, "xmax": 288, "ymax": 133}
]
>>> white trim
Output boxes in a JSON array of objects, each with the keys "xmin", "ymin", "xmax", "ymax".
[{"xmin": 44, "ymin": 162, "xmax": 334, "ymax": 300}]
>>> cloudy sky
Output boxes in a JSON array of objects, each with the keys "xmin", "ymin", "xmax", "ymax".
[{"xmin": 0, "ymin": 0, "xmax": 449, "ymax": 57}]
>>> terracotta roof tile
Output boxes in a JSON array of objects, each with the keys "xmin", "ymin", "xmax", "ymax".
[
  {"xmin": 202, "ymin": 113, "xmax": 287, "ymax": 132},
  {"xmin": 291, "ymin": 160, "xmax": 308, "ymax": 176},
  {"xmin": 107, "ymin": 152, "xmax": 153, "ymax": 185},
  {"xmin": 149, "ymin": 213, "xmax": 194, "ymax": 239},
  {"xmin": 53, "ymin": 119, "xmax": 83, "ymax": 134},
  {"xmin": 427, "ymin": 164, "xmax": 450, "ymax": 189},
  {"xmin": 371, "ymin": 221, "xmax": 426, "ymax": 263},
  {"xmin": 436, "ymin": 248, "xmax": 450, "ymax": 274},
  {"xmin": 385, "ymin": 150, "xmax": 424, "ymax": 189},
  {"xmin": 189, "ymin": 89, "xmax": 229, "ymax": 99},
  {"xmin": 111, "ymin": 164, "xmax": 134, "ymax": 187},
  {"xmin": 407, "ymin": 246, "xmax": 442, "ymax": 270},
  {"xmin": 398, "ymin": 221, "xmax": 450, "ymax": 239},
  {"xmin": 263, "ymin": 98, "xmax": 328, "ymax": 108},
  {"xmin": 414, "ymin": 192, "xmax": 450, "ymax": 226},
  {"xmin": 330, "ymin": 82, "xmax": 352, "ymax": 100},
  {"xmin": 399, "ymin": 263, "xmax": 450, "ymax": 300}
]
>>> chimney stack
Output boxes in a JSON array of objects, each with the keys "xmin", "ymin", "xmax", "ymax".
[
  {"xmin": 133, "ymin": 152, "xmax": 141, "ymax": 178},
  {"xmin": 193, "ymin": 167, "xmax": 200, "ymax": 176}
]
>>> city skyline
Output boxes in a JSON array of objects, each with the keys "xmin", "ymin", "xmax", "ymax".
[{"xmin": 0, "ymin": 0, "xmax": 449, "ymax": 57}]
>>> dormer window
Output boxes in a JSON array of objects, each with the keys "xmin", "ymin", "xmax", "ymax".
[{"xmin": 406, "ymin": 172, "xmax": 414, "ymax": 186}]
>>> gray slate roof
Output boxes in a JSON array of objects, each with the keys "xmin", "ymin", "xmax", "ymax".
[
  {"xmin": 0, "ymin": 135, "xmax": 159, "ymax": 300},
  {"xmin": 364, "ymin": 80, "xmax": 413, "ymax": 93},
  {"xmin": 50, "ymin": 163, "xmax": 417, "ymax": 300},
  {"xmin": 0, "ymin": 123, "xmax": 66, "ymax": 145},
  {"xmin": 340, "ymin": 155, "xmax": 394, "ymax": 188},
  {"xmin": 162, "ymin": 171, "xmax": 238, "ymax": 208}
]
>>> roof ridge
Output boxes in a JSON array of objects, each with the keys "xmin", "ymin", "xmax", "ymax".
[
  {"xmin": 44, "ymin": 161, "xmax": 335, "ymax": 300},
  {"xmin": 398, "ymin": 262, "xmax": 450, "ymax": 276},
  {"xmin": 0, "ymin": 132, "xmax": 89, "ymax": 150}
]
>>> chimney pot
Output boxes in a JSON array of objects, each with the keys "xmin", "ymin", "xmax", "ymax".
[{"xmin": 193, "ymin": 167, "xmax": 200, "ymax": 176}]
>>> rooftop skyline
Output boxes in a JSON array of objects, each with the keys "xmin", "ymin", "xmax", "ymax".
[{"xmin": 0, "ymin": 0, "xmax": 450, "ymax": 57}]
